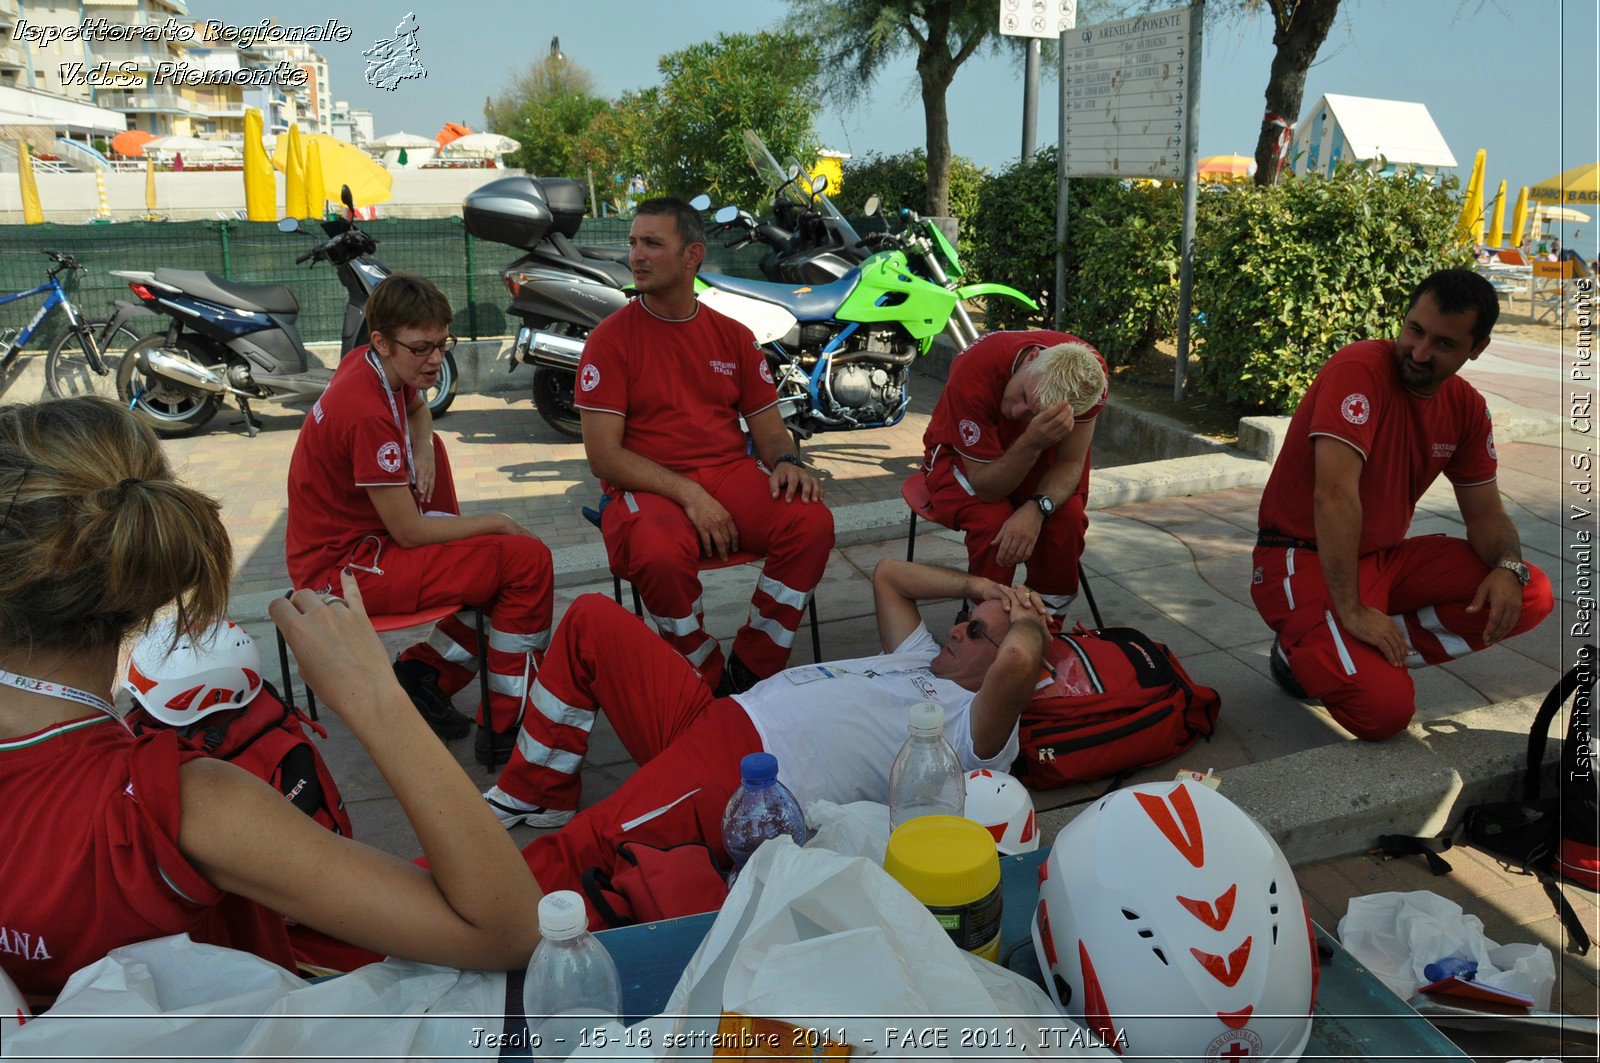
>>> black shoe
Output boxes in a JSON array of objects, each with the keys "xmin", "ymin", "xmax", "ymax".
[
  {"xmin": 1269, "ymin": 636, "xmax": 1308, "ymax": 699},
  {"xmin": 393, "ymin": 658, "xmax": 472, "ymax": 739},
  {"xmin": 475, "ymin": 723, "xmax": 517, "ymax": 771},
  {"xmin": 712, "ymin": 653, "xmax": 762, "ymax": 698}
]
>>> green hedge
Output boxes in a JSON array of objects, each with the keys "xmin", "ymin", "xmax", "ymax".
[{"xmin": 834, "ymin": 149, "xmax": 986, "ymax": 260}]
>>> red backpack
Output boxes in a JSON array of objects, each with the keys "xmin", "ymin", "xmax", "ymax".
[
  {"xmin": 1012, "ymin": 626, "xmax": 1221, "ymax": 789},
  {"xmin": 128, "ymin": 681, "xmax": 353, "ymax": 838}
]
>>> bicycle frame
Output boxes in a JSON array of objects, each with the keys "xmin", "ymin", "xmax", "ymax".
[{"xmin": 0, "ymin": 276, "xmax": 77, "ymax": 367}]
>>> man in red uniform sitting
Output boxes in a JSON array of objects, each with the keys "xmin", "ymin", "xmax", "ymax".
[
  {"xmin": 572, "ymin": 196, "xmax": 834, "ymax": 697},
  {"xmin": 1253, "ymin": 269, "xmax": 1553, "ymax": 740},
  {"xmin": 286, "ymin": 273, "xmax": 554, "ymax": 770},
  {"xmin": 921, "ymin": 331, "xmax": 1109, "ymax": 617}
]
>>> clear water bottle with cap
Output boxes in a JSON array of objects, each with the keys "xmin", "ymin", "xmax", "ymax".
[
  {"xmin": 721, "ymin": 751, "xmax": 809, "ymax": 870},
  {"xmin": 887, "ymin": 701, "xmax": 966, "ymax": 830},
  {"xmin": 523, "ymin": 890, "xmax": 623, "ymax": 1062}
]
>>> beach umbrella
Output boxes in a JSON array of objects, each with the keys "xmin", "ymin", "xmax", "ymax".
[
  {"xmin": 1529, "ymin": 161, "xmax": 1600, "ymax": 206},
  {"xmin": 1196, "ymin": 154, "xmax": 1256, "ymax": 182},
  {"xmin": 305, "ymin": 138, "xmax": 326, "ymax": 218},
  {"xmin": 439, "ymin": 132, "xmax": 520, "ymax": 159},
  {"xmin": 1485, "ymin": 179, "xmax": 1507, "ymax": 248},
  {"xmin": 143, "ymin": 136, "xmax": 240, "ymax": 162},
  {"xmin": 1536, "ymin": 205, "xmax": 1590, "ymax": 224},
  {"xmin": 111, "ymin": 129, "xmax": 156, "ymax": 157},
  {"xmin": 144, "ymin": 155, "xmax": 157, "ymax": 213},
  {"xmin": 435, "ymin": 121, "xmax": 472, "ymax": 148},
  {"xmin": 1456, "ymin": 149, "xmax": 1485, "ymax": 243},
  {"xmin": 1509, "ymin": 185, "xmax": 1530, "ymax": 247},
  {"xmin": 282, "ymin": 126, "xmax": 307, "ymax": 218},
  {"xmin": 17, "ymin": 141, "xmax": 42, "ymax": 224},
  {"xmin": 274, "ymin": 132, "xmax": 391, "ymax": 209},
  {"xmin": 370, "ymin": 131, "xmax": 434, "ymax": 149},
  {"xmin": 242, "ymin": 108, "xmax": 274, "ymax": 222}
]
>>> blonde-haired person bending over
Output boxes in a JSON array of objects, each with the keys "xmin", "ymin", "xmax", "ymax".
[
  {"xmin": 0, "ymin": 398, "xmax": 541, "ymax": 1007},
  {"xmin": 920, "ymin": 332, "xmax": 1110, "ymax": 617}
]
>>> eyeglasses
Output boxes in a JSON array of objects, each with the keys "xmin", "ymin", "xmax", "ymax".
[
  {"xmin": 385, "ymin": 335, "xmax": 458, "ymax": 358},
  {"xmin": 963, "ymin": 615, "xmax": 1060, "ymax": 681}
]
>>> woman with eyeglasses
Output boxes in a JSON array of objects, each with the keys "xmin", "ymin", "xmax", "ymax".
[
  {"xmin": 0, "ymin": 397, "xmax": 541, "ymax": 1006},
  {"xmin": 285, "ymin": 273, "xmax": 554, "ymax": 774}
]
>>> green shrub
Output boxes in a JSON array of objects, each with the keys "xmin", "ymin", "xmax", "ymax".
[
  {"xmin": 835, "ymin": 150, "xmax": 986, "ymax": 259},
  {"xmin": 1065, "ymin": 181, "xmax": 1183, "ymax": 365},
  {"xmin": 967, "ymin": 148, "xmax": 1064, "ymax": 330},
  {"xmin": 1191, "ymin": 165, "xmax": 1471, "ymax": 412}
]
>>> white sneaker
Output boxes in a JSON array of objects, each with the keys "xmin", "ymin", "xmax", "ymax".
[{"xmin": 482, "ymin": 785, "xmax": 576, "ymax": 830}]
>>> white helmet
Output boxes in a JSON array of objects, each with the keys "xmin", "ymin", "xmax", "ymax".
[
  {"xmin": 0, "ymin": 964, "xmax": 30, "ymax": 1037},
  {"xmin": 124, "ymin": 617, "xmax": 262, "ymax": 726},
  {"xmin": 963, "ymin": 768, "xmax": 1038, "ymax": 855},
  {"xmin": 1031, "ymin": 780, "xmax": 1317, "ymax": 1062}
]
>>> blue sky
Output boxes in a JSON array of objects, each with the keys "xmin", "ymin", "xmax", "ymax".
[{"xmin": 207, "ymin": 0, "xmax": 1597, "ymax": 245}]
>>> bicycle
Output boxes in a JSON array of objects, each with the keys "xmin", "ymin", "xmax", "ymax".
[{"xmin": 0, "ymin": 250, "xmax": 146, "ymax": 402}]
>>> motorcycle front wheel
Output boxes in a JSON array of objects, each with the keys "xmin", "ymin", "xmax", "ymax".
[
  {"xmin": 115, "ymin": 335, "xmax": 222, "ymax": 437},
  {"xmin": 421, "ymin": 350, "xmax": 459, "ymax": 418},
  {"xmin": 45, "ymin": 319, "xmax": 145, "ymax": 401},
  {"xmin": 531, "ymin": 366, "xmax": 582, "ymax": 439}
]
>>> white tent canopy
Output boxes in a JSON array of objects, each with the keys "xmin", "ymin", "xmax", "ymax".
[
  {"xmin": 369, "ymin": 131, "xmax": 435, "ymax": 149},
  {"xmin": 438, "ymin": 132, "xmax": 519, "ymax": 159},
  {"xmin": 1289, "ymin": 93, "xmax": 1457, "ymax": 179},
  {"xmin": 143, "ymin": 136, "xmax": 242, "ymax": 161}
]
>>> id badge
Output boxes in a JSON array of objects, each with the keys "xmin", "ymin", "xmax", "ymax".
[{"xmin": 784, "ymin": 665, "xmax": 835, "ymax": 685}]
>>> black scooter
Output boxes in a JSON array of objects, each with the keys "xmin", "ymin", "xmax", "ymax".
[{"xmin": 114, "ymin": 186, "xmax": 458, "ymax": 438}]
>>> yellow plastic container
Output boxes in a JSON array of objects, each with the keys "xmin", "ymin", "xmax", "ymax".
[{"xmin": 882, "ymin": 815, "xmax": 1002, "ymax": 962}]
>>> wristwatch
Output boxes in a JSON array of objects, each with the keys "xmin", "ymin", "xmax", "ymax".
[
  {"xmin": 773, "ymin": 454, "xmax": 806, "ymax": 470},
  {"xmin": 1497, "ymin": 559, "xmax": 1531, "ymax": 587},
  {"xmin": 1029, "ymin": 494, "xmax": 1056, "ymax": 522}
]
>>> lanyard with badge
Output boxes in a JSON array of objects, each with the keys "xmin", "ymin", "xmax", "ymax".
[
  {"xmin": 344, "ymin": 350, "xmax": 419, "ymax": 582},
  {"xmin": 0, "ymin": 667, "xmax": 123, "ymax": 723}
]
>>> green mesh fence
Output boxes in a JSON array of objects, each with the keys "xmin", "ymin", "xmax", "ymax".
[{"xmin": 0, "ymin": 216, "xmax": 770, "ymax": 353}]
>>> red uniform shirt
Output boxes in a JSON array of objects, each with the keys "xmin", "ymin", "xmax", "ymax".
[
  {"xmin": 575, "ymin": 298, "xmax": 779, "ymax": 477},
  {"xmin": 1258, "ymin": 339, "xmax": 1497, "ymax": 556},
  {"xmin": 285, "ymin": 348, "xmax": 416, "ymax": 589},
  {"xmin": 922, "ymin": 330, "xmax": 1108, "ymax": 470},
  {"xmin": 0, "ymin": 717, "xmax": 294, "ymax": 1003}
]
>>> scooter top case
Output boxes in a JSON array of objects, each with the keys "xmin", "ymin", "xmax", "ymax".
[{"xmin": 465, "ymin": 176, "xmax": 632, "ymax": 287}]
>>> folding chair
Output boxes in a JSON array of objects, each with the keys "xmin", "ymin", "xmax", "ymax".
[
  {"xmin": 274, "ymin": 594, "xmax": 491, "ymax": 726},
  {"xmin": 899, "ymin": 473, "xmax": 1105, "ymax": 630},
  {"xmin": 581, "ymin": 496, "xmax": 823, "ymax": 664}
]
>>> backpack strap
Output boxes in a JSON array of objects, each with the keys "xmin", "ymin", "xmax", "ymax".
[
  {"xmin": 1525, "ymin": 645, "xmax": 1596, "ymax": 800},
  {"xmin": 1373, "ymin": 832, "xmax": 1455, "ymax": 876},
  {"xmin": 580, "ymin": 866, "xmax": 632, "ymax": 928},
  {"xmin": 1536, "ymin": 867, "xmax": 1592, "ymax": 956}
]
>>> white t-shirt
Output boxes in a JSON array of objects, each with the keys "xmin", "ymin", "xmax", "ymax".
[{"xmin": 734, "ymin": 625, "xmax": 1020, "ymax": 811}]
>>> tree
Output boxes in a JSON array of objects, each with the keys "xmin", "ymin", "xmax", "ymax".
[
  {"xmin": 635, "ymin": 31, "xmax": 823, "ymax": 205},
  {"xmin": 483, "ymin": 55, "xmax": 611, "ymax": 177},
  {"xmin": 1245, "ymin": 0, "xmax": 1342, "ymax": 185},
  {"xmin": 790, "ymin": 0, "xmax": 995, "ymax": 217}
]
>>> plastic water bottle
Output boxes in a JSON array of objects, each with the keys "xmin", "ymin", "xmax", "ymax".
[
  {"xmin": 887, "ymin": 701, "xmax": 965, "ymax": 830},
  {"xmin": 1423, "ymin": 957, "xmax": 1479, "ymax": 983},
  {"xmin": 523, "ymin": 891, "xmax": 623, "ymax": 1063},
  {"xmin": 721, "ymin": 752, "xmax": 809, "ymax": 870}
]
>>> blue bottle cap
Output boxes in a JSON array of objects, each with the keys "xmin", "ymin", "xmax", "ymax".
[{"xmin": 740, "ymin": 752, "xmax": 778, "ymax": 786}]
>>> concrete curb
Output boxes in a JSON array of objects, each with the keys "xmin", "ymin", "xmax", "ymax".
[{"xmin": 1036, "ymin": 692, "xmax": 1557, "ymax": 868}]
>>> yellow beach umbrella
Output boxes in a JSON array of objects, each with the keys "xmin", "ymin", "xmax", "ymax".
[
  {"xmin": 1509, "ymin": 185, "xmax": 1530, "ymax": 247},
  {"xmin": 274, "ymin": 132, "xmax": 392, "ymax": 210},
  {"xmin": 304, "ymin": 138, "xmax": 326, "ymax": 219},
  {"xmin": 17, "ymin": 141, "xmax": 42, "ymax": 225},
  {"xmin": 1529, "ymin": 161, "xmax": 1600, "ymax": 207},
  {"xmin": 1197, "ymin": 154, "xmax": 1257, "ymax": 182},
  {"xmin": 1485, "ymin": 179, "xmax": 1507, "ymax": 248},
  {"xmin": 281, "ymin": 125, "xmax": 307, "ymax": 219},
  {"xmin": 1456, "ymin": 149, "xmax": 1485, "ymax": 243},
  {"xmin": 144, "ymin": 155, "xmax": 157, "ymax": 213},
  {"xmin": 242, "ymin": 108, "xmax": 274, "ymax": 221}
]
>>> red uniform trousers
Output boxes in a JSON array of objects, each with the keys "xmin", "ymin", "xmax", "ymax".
[
  {"xmin": 600, "ymin": 457, "xmax": 834, "ymax": 687},
  {"xmin": 342, "ymin": 438, "xmax": 555, "ymax": 735},
  {"xmin": 509, "ymin": 596, "xmax": 763, "ymax": 904},
  {"xmin": 924, "ymin": 453, "xmax": 1088, "ymax": 614},
  {"xmin": 1251, "ymin": 535, "xmax": 1553, "ymax": 740}
]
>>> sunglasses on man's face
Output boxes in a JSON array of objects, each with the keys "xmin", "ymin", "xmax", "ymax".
[{"xmin": 963, "ymin": 614, "xmax": 1061, "ymax": 680}]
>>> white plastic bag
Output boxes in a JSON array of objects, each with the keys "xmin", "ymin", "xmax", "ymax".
[
  {"xmin": 652, "ymin": 837, "xmax": 1110, "ymax": 1059},
  {"xmin": 804, "ymin": 799, "xmax": 893, "ymax": 863},
  {"xmin": 1337, "ymin": 890, "xmax": 1556, "ymax": 1009},
  {"xmin": 4, "ymin": 934, "xmax": 505, "ymax": 1062}
]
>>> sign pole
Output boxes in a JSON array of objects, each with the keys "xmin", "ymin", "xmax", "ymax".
[
  {"xmin": 1022, "ymin": 38, "xmax": 1040, "ymax": 158},
  {"xmin": 1173, "ymin": 0, "xmax": 1204, "ymax": 401},
  {"xmin": 1054, "ymin": 26, "xmax": 1069, "ymax": 330}
]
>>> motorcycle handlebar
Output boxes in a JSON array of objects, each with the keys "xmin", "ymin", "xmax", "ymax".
[{"xmin": 294, "ymin": 248, "xmax": 318, "ymax": 265}]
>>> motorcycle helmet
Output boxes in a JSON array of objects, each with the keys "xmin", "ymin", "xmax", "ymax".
[
  {"xmin": 1031, "ymin": 780, "xmax": 1317, "ymax": 1061},
  {"xmin": 124, "ymin": 618, "xmax": 262, "ymax": 726},
  {"xmin": 0, "ymin": 964, "xmax": 30, "ymax": 1036},
  {"xmin": 963, "ymin": 768, "xmax": 1038, "ymax": 855}
]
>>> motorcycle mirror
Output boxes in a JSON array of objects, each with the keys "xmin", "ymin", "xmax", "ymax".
[
  {"xmin": 277, "ymin": 218, "xmax": 302, "ymax": 233},
  {"xmin": 811, "ymin": 173, "xmax": 828, "ymax": 194},
  {"xmin": 689, "ymin": 193, "xmax": 712, "ymax": 211},
  {"xmin": 340, "ymin": 185, "xmax": 355, "ymax": 211},
  {"xmin": 863, "ymin": 194, "xmax": 881, "ymax": 218},
  {"xmin": 714, "ymin": 205, "xmax": 740, "ymax": 224}
]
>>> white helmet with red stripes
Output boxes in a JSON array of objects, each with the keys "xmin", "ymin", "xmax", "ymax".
[
  {"xmin": 0, "ymin": 964, "xmax": 30, "ymax": 1037},
  {"xmin": 124, "ymin": 618, "xmax": 262, "ymax": 726},
  {"xmin": 963, "ymin": 768, "xmax": 1038, "ymax": 854},
  {"xmin": 1031, "ymin": 780, "xmax": 1317, "ymax": 1061}
]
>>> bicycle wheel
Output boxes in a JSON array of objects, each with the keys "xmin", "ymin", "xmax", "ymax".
[{"xmin": 45, "ymin": 319, "xmax": 144, "ymax": 401}]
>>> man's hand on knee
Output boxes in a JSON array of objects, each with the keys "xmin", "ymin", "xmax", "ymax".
[
  {"xmin": 1466, "ymin": 568, "xmax": 1524, "ymax": 644},
  {"xmin": 683, "ymin": 487, "xmax": 738, "ymax": 560},
  {"xmin": 1339, "ymin": 605, "xmax": 1408, "ymax": 668}
]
